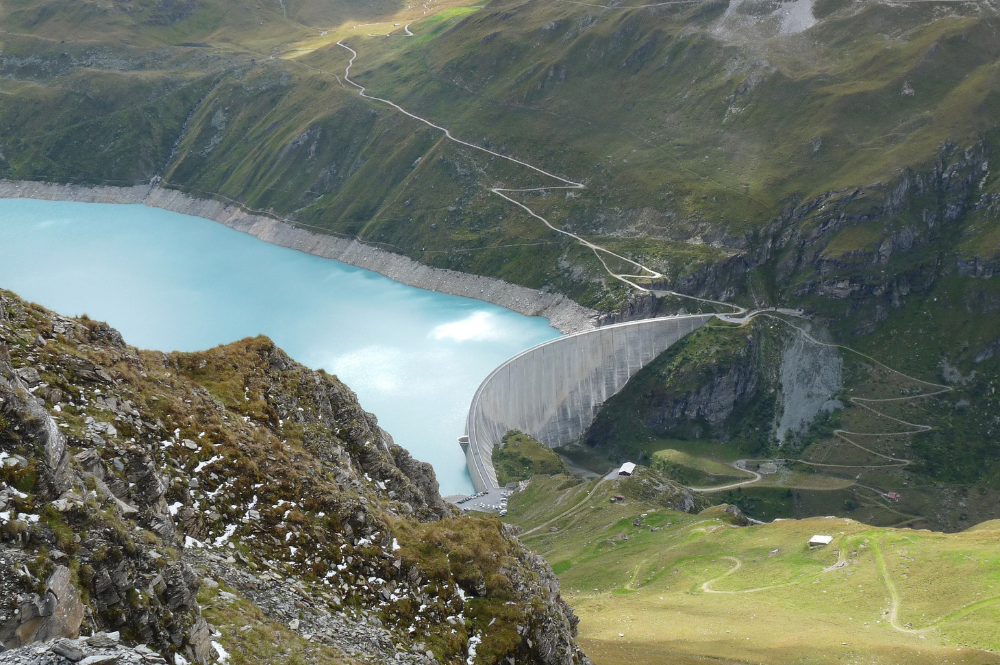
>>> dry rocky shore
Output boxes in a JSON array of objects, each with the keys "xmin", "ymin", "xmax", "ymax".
[{"xmin": 0, "ymin": 181, "xmax": 598, "ymax": 335}]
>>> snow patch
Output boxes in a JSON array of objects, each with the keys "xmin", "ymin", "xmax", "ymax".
[
  {"xmin": 194, "ymin": 455, "xmax": 223, "ymax": 474},
  {"xmin": 466, "ymin": 633, "xmax": 482, "ymax": 665},
  {"xmin": 213, "ymin": 523, "xmax": 238, "ymax": 548},
  {"xmin": 212, "ymin": 641, "xmax": 230, "ymax": 664}
]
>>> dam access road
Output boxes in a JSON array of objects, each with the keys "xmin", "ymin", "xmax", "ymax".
[{"xmin": 335, "ymin": 32, "xmax": 817, "ymax": 504}]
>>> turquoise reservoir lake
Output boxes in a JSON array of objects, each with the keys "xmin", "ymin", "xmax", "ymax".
[{"xmin": 0, "ymin": 198, "xmax": 559, "ymax": 495}]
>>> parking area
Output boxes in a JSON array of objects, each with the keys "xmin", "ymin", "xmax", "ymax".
[{"xmin": 450, "ymin": 487, "xmax": 512, "ymax": 514}]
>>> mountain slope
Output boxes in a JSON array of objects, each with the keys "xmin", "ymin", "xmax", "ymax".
[
  {"xmin": 0, "ymin": 286, "xmax": 590, "ymax": 664},
  {"xmin": 2, "ymin": 0, "xmax": 998, "ymax": 310}
]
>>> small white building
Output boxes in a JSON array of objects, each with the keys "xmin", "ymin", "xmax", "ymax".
[
  {"xmin": 809, "ymin": 535, "xmax": 833, "ymax": 547},
  {"xmin": 618, "ymin": 462, "xmax": 636, "ymax": 476}
]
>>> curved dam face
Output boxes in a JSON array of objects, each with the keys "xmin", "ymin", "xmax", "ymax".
[{"xmin": 462, "ymin": 314, "xmax": 715, "ymax": 492}]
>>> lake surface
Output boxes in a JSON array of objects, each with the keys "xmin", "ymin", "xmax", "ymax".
[{"xmin": 0, "ymin": 198, "xmax": 559, "ymax": 495}]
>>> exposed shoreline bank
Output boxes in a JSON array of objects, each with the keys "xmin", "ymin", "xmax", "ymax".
[{"xmin": 0, "ymin": 180, "xmax": 599, "ymax": 334}]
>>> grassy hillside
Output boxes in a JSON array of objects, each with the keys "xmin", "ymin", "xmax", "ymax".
[
  {"xmin": 650, "ymin": 448, "xmax": 754, "ymax": 487},
  {"xmin": 312, "ymin": 0, "xmax": 1000, "ymax": 301},
  {"xmin": 2, "ymin": 0, "xmax": 998, "ymax": 310},
  {"xmin": 505, "ymin": 474, "xmax": 1000, "ymax": 665},
  {"xmin": 493, "ymin": 430, "xmax": 570, "ymax": 485}
]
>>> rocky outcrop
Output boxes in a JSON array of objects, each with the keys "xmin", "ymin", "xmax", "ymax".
[
  {"xmin": 597, "ymin": 290, "xmax": 656, "ymax": 325},
  {"xmin": 644, "ymin": 349, "xmax": 760, "ymax": 429},
  {"xmin": 615, "ymin": 467, "xmax": 709, "ymax": 514},
  {"xmin": 0, "ymin": 288, "xmax": 590, "ymax": 664},
  {"xmin": 0, "ymin": 343, "xmax": 213, "ymax": 662},
  {"xmin": 957, "ymin": 254, "xmax": 1000, "ymax": 280},
  {"xmin": 0, "ymin": 347, "xmax": 73, "ymax": 499},
  {"xmin": 0, "ymin": 634, "xmax": 169, "ymax": 665},
  {"xmin": 584, "ymin": 316, "xmax": 846, "ymax": 456},
  {"xmin": 597, "ymin": 325, "xmax": 763, "ymax": 441},
  {"xmin": 775, "ymin": 328, "xmax": 842, "ymax": 443},
  {"xmin": 763, "ymin": 139, "xmax": 996, "ymax": 330},
  {"xmin": 1, "ymin": 566, "xmax": 85, "ymax": 648},
  {"xmin": 509, "ymin": 528, "xmax": 588, "ymax": 665},
  {"xmin": 617, "ymin": 137, "xmax": 999, "ymax": 331}
]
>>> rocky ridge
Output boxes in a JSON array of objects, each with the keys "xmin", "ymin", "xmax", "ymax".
[{"xmin": 0, "ymin": 288, "xmax": 590, "ymax": 665}]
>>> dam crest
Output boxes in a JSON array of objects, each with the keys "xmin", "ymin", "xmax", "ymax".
[{"xmin": 462, "ymin": 314, "xmax": 715, "ymax": 493}]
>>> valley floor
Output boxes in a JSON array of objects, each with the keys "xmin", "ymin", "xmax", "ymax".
[{"xmin": 505, "ymin": 474, "xmax": 1000, "ymax": 665}]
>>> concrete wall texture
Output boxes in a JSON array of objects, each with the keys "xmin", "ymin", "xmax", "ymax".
[{"xmin": 463, "ymin": 314, "xmax": 715, "ymax": 492}]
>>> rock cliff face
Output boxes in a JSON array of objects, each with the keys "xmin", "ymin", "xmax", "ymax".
[
  {"xmin": 638, "ymin": 136, "xmax": 999, "ymax": 332},
  {"xmin": 769, "ymin": 140, "xmax": 997, "ymax": 329},
  {"xmin": 583, "ymin": 318, "xmax": 843, "ymax": 459},
  {"xmin": 0, "ymin": 634, "xmax": 174, "ymax": 665},
  {"xmin": 0, "ymin": 327, "xmax": 212, "ymax": 662},
  {"xmin": 584, "ymin": 321, "xmax": 775, "ymax": 457},
  {"xmin": 0, "ymin": 288, "xmax": 590, "ymax": 665}
]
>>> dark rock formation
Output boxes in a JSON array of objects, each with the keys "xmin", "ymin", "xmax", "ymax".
[{"xmin": 584, "ymin": 322, "xmax": 773, "ymax": 456}]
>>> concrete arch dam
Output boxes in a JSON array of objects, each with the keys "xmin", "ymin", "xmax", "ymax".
[{"xmin": 461, "ymin": 314, "xmax": 715, "ymax": 493}]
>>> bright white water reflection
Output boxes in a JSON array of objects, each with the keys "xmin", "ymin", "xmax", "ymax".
[{"xmin": 0, "ymin": 199, "xmax": 560, "ymax": 495}]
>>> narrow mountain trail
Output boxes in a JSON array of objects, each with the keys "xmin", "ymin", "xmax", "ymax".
[
  {"xmin": 871, "ymin": 538, "xmax": 924, "ymax": 635},
  {"xmin": 519, "ymin": 476, "xmax": 612, "ymax": 538},
  {"xmin": 701, "ymin": 556, "xmax": 742, "ymax": 593},
  {"xmin": 699, "ymin": 556, "xmax": 795, "ymax": 595},
  {"xmin": 336, "ymin": 32, "xmax": 951, "ymax": 502},
  {"xmin": 867, "ymin": 533, "xmax": 1000, "ymax": 635},
  {"xmin": 688, "ymin": 462, "xmax": 761, "ymax": 493},
  {"xmin": 674, "ymin": 313, "xmax": 951, "ymax": 494},
  {"xmin": 336, "ymin": 39, "xmax": 664, "ymax": 291},
  {"xmin": 652, "ymin": 289, "xmax": 747, "ymax": 315},
  {"xmin": 822, "ymin": 544, "xmax": 848, "ymax": 573},
  {"xmin": 761, "ymin": 314, "xmax": 952, "ymax": 472}
]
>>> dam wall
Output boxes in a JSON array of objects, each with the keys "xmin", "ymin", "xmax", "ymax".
[{"xmin": 464, "ymin": 314, "xmax": 714, "ymax": 492}]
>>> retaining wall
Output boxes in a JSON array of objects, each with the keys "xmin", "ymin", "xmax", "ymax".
[{"xmin": 464, "ymin": 314, "xmax": 714, "ymax": 492}]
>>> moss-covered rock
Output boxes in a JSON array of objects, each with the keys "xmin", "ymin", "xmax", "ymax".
[{"xmin": 494, "ymin": 431, "xmax": 570, "ymax": 486}]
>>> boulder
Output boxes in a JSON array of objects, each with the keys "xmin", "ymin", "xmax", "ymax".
[
  {"xmin": 0, "ymin": 566, "xmax": 85, "ymax": 648},
  {"xmin": 13, "ymin": 367, "xmax": 41, "ymax": 388}
]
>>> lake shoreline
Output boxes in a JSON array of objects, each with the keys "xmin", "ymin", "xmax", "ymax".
[{"xmin": 0, "ymin": 180, "xmax": 599, "ymax": 334}]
